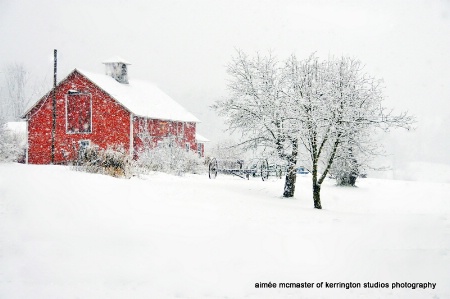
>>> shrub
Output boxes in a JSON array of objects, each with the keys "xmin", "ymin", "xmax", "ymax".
[
  {"xmin": 136, "ymin": 144, "xmax": 206, "ymax": 176},
  {"xmin": 0, "ymin": 123, "xmax": 26, "ymax": 163},
  {"xmin": 74, "ymin": 144, "xmax": 131, "ymax": 178}
]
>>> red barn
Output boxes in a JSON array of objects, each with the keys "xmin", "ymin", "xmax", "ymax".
[{"xmin": 23, "ymin": 57, "xmax": 208, "ymax": 164}]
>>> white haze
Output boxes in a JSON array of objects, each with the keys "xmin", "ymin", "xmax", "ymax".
[{"xmin": 0, "ymin": 0, "xmax": 449, "ymax": 170}]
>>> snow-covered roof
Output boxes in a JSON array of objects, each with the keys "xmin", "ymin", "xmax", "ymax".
[
  {"xmin": 196, "ymin": 133, "xmax": 210, "ymax": 143},
  {"xmin": 102, "ymin": 56, "xmax": 131, "ymax": 65},
  {"xmin": 78, "ymin": 69, "xmax": 200, "ymax": 123}
]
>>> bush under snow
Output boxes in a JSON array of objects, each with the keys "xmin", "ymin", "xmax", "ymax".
[
  {"xmin": 73, "ymin": 145, "xmax": 131, "ymax": 178},
  {"xmin": 136, "ymin": 144, "xmax": 206, "ymax": 176},
  {"xmin": 0, "ymin": 122, "xmax": 26, "ymax": 163}
]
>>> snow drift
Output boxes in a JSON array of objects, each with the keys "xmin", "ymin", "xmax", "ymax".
[{"xmin": 0, "ymin": 163, "xmax": 449, "ymax": 298}]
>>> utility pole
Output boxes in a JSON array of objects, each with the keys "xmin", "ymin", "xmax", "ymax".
[{"xmin": 51, "ymin": 49, "xmax": 57, "ymax": 164}]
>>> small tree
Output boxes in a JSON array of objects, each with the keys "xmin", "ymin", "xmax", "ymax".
[
  {"xmin": 328, "ymin": 131, "xmax": 377, "ymax": 186},
  {"xmin": 329, "ymin": 143, "xmax": 362, "ymax": 186}
]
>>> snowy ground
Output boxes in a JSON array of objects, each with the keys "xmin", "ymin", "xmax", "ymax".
[{"xmin": 1, "ymin": 163, "xmax": 449, "ymax": 299}]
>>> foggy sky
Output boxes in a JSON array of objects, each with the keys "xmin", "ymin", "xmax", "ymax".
[{"xmin": 1, "ymin": 0, "xmax": 449, "ymax": 167}]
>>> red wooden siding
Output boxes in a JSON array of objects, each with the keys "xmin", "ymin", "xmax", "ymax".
[
  {"xmin": 132, "ymin": 118, "xmax": 197, "ymax": 155},
  {"xmin": 27, "ymin": 71, "xmax": 131, "ymax": 164},
  {"xmin": 26, "ymin": 69, "xmax": 203, "ymax": 164}
]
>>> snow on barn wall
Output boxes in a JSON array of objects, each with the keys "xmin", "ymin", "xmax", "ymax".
[{"xmin": 23, "ymin": 59, "xmax": 205, "ymax": 164}]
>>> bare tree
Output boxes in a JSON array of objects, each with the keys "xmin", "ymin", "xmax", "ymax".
[
  {"xmin": 5, "ymin": 63, "xmax": 30, "ymax": 120},
  {"xmin": 285, "ymin": 55, "xmax": 414, "ymax": 209},
  {"xmin": 215, "ymin": 52, "xmax": 413, "ymax": 208},
  {"xmin": 0, "ymin": 63, "xmax": 47, "ymax": 121},
  {"xmin": 213, "ymin": 50, "xmax": 300, "ymax": 197},
  {"xmin": 208, "ymin": 139, "xmax": 244, "ymax": 161}
]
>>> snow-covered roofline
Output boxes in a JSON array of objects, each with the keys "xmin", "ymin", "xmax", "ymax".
[
  {"xmin": 78, "ymin": 69, "xmax": 200, "ymax": 123},
  {"xmin": 22, "ymin": 68, "xmax": 201, "ymax": 124},
  {"xmin": 196, "ymin": 133, "xmax": 210, "ymax": 142}
]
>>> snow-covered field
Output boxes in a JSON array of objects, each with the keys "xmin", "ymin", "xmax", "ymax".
[{"xmin": 1, "ymin": 163, "xmax": 449, "ymax": 299}]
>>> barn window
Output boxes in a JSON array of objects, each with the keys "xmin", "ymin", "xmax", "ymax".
[{"xmin": 66, "ymin": 92, "xmax": 92, "ymax": 134}]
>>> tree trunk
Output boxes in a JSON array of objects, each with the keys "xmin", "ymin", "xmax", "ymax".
[
  {"xmin": 313, "ymin": 182, "xmax": 322, "ymax": 209},
  {"xmin": 282, "ymin": 139, "xmax": 298, "ymax": 198},
  {"xmin": 283, "ymin": 164, "xmax": 297, "ymax": 197}
]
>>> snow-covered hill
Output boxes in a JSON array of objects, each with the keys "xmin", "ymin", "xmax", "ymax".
[{"xmin": 1, "ymin": 163, "xmax": 449, "ymax": 298}]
